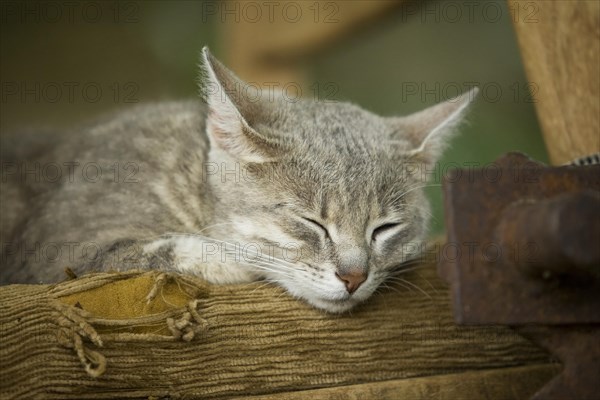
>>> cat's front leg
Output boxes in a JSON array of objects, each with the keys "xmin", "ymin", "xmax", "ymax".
[{"xmin": 77, "ymin": 236, "xmax": 260, "ymax": 284}]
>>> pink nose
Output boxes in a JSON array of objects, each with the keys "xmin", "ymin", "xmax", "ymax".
[{"xmin": 335, "ymin": 271, "xmax": 368, "ymax": 294}]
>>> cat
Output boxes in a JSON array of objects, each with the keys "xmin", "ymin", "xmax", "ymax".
[{"xmin": 0, "ymin": 47, "xmax": 477, "ymax": 313}]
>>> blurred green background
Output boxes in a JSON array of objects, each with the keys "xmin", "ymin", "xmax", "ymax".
[{"xmin": 0, "ymin": 0, "xmax": 548, "ymax": 234}]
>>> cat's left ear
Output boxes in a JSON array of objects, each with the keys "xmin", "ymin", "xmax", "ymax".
[{"xmin": 388, "ymin": 87, "xmax": 479, "ymax": 164}]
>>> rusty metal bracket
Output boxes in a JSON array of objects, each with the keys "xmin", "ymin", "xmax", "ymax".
[{"xmin": 439, "ymin": 152, "xmax": 600, "ymax": 400}]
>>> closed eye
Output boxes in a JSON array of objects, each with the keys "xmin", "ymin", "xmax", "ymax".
[
  {"xmin": 371, "ymin": 223, "xmax": 402, "ymax": 242},
  {"xmin": 301, "ymin": 217, "xmax": 330, "ymax": 238}
]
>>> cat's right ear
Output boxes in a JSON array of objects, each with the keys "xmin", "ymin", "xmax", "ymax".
[{"xmin": 199, "ymin": 47, "xmax": 279, "ymax": 163}]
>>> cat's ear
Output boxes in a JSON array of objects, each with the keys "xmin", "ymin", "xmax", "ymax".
[
  {"xmin": 389, "ymin": 88, "xmax": 478, "ymax": 164},
  {"xmin": 199, "ymin": 47, "xmax": 279, "ymax": 163}
]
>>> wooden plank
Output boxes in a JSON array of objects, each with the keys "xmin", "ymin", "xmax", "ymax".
[
  {"xmin": 509, "ymin": 1, "xmax": 600, "ymax": 164},
  {"xmin": 239, "ymin": 364, "xmax": 560, "ymax": 400},
  {"xmin": 1, "ymin": 262, "xmax": 553, "ymax": 398}
]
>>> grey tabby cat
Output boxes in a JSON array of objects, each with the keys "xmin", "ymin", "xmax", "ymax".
[{"xmin": 0, "ymin": 48, "xmax": 477, "ymax": 313}]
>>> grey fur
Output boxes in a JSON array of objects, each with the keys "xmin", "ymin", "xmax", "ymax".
[{"xmin": 0, "ymin": 48, "xmax": 477, "ymax": 312}]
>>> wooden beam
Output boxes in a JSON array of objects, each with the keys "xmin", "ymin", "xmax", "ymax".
[
  {"xmin": 509, "ymin": 1, "xmax": 600, "ymax": 164},
  {"xmin": 239, "ymin": 364, "xmax": 560, "ymax": 400},
  {"xmin": 219, "ymin": 1, "xmax": 404, "ymax": 86}
]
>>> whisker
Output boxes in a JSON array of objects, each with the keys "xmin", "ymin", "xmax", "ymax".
[
  {"xmin": 236, "ymin": 262, "xmax": 295, "ymax": 278},
  {"xmin": 411, "ymin": 203, "xmax": 437, "ymax": 222},
  {"xmin": 380, "ymin": 282, "xmax": 403, "ymax": 294},
  {"xmin": 398, "ymin": 183, "xmax": 442, "ymax": 199},
  {"xmin": 389, "ymin": 265, "xmax": 429, "ymax": 276},
  {"xmin": 386, "ymin": 281, "xmax": 413, "ymax": 293},
  {"xmin": 390, "ymin": 277, "xmax": 432, "ymax": 299},
  {"xmin": 249, "ymin": 281, "xmax": 276, "ymax": 295},
  {"xmin": 414, "ymin": 272, "xmax": 439, "ymax": 294},
  {"xmin": 193, "ymin": 222, "xmax": 238, "ymax": 234}
]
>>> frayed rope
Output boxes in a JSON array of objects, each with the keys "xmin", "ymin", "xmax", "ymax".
[
  {"xmin": 167, "ymin": 299, "xmax": 208, "ymax": 342},
  {"xmin": 146, "ymin": 272, "xmax": 169, "ymax": 304},
  {"xmin": 54, "ymin": 301, "xmax": 106, "ymax": 377},
  {"xmin": 52, "ymin": 272, "xmax": 208, "ymax": 377}
]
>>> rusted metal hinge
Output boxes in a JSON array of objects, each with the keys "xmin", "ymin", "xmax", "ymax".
[{"xmin": 439, "ymin": 152, "xmax": 600, "ymax": 400}]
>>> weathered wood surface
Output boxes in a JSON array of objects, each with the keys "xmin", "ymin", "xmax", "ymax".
[
  {"xmin": 510, "ymin": 0, "xmax": 600, "ymax": 164},
  {"xmin": 0, "ymin": 264, "xmax": 555, "ymax": 399},
  {"xmin": 241, "ymin": 364, "xmax": 560, "ymax": 400}
]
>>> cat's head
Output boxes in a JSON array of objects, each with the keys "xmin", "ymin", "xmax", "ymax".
[{"xmin": 199, "ymin": 48, "xmax": 477, "ymax": 313}]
